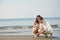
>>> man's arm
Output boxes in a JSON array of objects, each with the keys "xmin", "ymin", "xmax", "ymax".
[{"xmin": 40, "ymin": 24, "xmax": 44, "ymax": 30}]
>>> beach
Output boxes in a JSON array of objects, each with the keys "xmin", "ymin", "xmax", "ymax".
[
  {"xmin": 0, "ymin": 18, "xmax": 60, "ymax": 40},
  {"xmin": 0, "ymin": 35, "xmax": 60, "ymax": 40},
  {"xmin": 0, "ymin": 0, "xmax": 60, "ymax": 39},
  {"xmin": 0, "ymin": 29, "xmax": 60, "ymax": 40}
]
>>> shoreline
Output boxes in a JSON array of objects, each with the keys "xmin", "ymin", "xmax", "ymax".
[
  {"xmin": 0, "ymin": 35, "xmax": 60, "ymax": 40},
  {"xmin": 0, "ymin": 29, "xmax": 60, "ymax": 37},
  {"xmin": 0, "ymin": 28, "xmax": 60, "ymax": 40}
]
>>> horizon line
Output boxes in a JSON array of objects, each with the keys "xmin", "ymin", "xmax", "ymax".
[{"xmin": 0, "ymin": 17, "xmax": 60, "ymax": 19}]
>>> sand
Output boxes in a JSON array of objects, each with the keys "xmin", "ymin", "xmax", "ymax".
[
  {"xmin": 0, "ymin": 29, "xmax": 60, "ymax": 40},
  {"xmin": 0, "ymin": 35, "xmax": 60, "ymax": 40}
]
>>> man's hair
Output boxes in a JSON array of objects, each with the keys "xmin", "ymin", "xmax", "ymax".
[{"xmin": 40, "ymin": 17, "xmax": 44, "ymax": 20}]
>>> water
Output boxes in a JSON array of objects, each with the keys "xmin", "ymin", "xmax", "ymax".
[
  {"xmin": 0, "ymin": 17, "xmax": 60, "ymax": 27},
  {"xmin": 0, "ymin": 17, "xmax": 60, "ymax": 37},
  {"xmin": 45, "ymin": 17, "xmax": 60, "ymax": 25},
  {"xmin": 0, "ymin": 18, "xmax": 34, "ymax": 27}
]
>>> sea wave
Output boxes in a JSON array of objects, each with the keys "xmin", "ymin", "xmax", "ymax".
[
  {"xmin": 0, "ymin": 25, "xmax": 60, "ymax": 35},
  {"xmin": 0, "ymin": 25, "xmax": 60, "ymax": 30}
]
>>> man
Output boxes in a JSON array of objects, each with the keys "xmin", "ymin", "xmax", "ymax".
[{"xmin": 38, "ymin": 17, "xmax": 53, "ymax": 37}]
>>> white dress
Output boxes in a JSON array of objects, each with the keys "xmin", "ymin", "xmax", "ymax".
[{"xmin": 38, "ymin": 21, "xmax": 53, "ymax": 33}]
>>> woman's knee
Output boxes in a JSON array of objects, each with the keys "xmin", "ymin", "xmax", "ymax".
[
  {"xmin": 33, "ymin": 28, "xmax": 38, "ymax": 34},
  {"xmin": 34, "ymin": 25, "xmax": 38, "ymax": 29}
]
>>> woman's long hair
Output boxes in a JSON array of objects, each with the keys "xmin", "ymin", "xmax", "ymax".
[{"xmin": 35, "ymin": 15, "xmax": 41, "ymax": 24}]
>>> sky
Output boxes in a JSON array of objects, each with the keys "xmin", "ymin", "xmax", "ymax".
[{"xmin": 0, "ymin": 0, "xmax": 60, "ymax": 19}]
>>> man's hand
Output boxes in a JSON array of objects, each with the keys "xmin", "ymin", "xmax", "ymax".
[{"xmin": 40, "ymin": 25, "xmax": 44, "ymax": 30}]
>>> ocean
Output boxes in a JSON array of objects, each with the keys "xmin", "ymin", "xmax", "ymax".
[
  {"xmin": 0, "ymin": 17, "xmax": 60, "ymax": 35},
  {"xmin": 0, "ymin": 17, "xmax": 60, "ymax": 27}
]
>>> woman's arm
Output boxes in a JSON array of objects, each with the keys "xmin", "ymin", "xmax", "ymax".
[{"xmin": 33, "ymin": 21, "xmax": 38, "ymax": 28}]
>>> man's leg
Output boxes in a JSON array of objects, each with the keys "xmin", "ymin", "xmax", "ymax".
[
  {"xmin": 38, "ymin": 29, "xmax": 48, "ymax": 37},
  {"xmin": 43, "ymin": 32, "xmax": 47, "ymax": 38}
]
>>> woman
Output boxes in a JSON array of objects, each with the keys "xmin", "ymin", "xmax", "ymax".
[
  {"xmin": 33, "ymin": 15, "xmax": 42, "ymax": 37},
  {"xmin": 33, "ymin": 15, "xmax": 53, "ymax": 37}
]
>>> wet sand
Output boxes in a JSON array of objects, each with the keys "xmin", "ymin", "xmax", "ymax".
[
  {"xmin": 0, "ymin": 35, "xmax": 60, "ymax": 40},
  {"xmin": 0, "ymin": 29, "xmax": 60, "ymax": 40}
]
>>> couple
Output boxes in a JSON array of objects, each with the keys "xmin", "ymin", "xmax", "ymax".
[{"xmin": 33, "ymin": 15, "xmax": 53, "ymax": 37}]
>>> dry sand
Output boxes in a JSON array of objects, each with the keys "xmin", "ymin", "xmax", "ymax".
[{"xmin": 0, "ymin": 35, "xmax": 60, "ymax": 40}]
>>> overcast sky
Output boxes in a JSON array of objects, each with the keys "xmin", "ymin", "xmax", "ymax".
[{"xmin": 0, "ymin": 0, "xmax": 60, "ymax": 19}]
